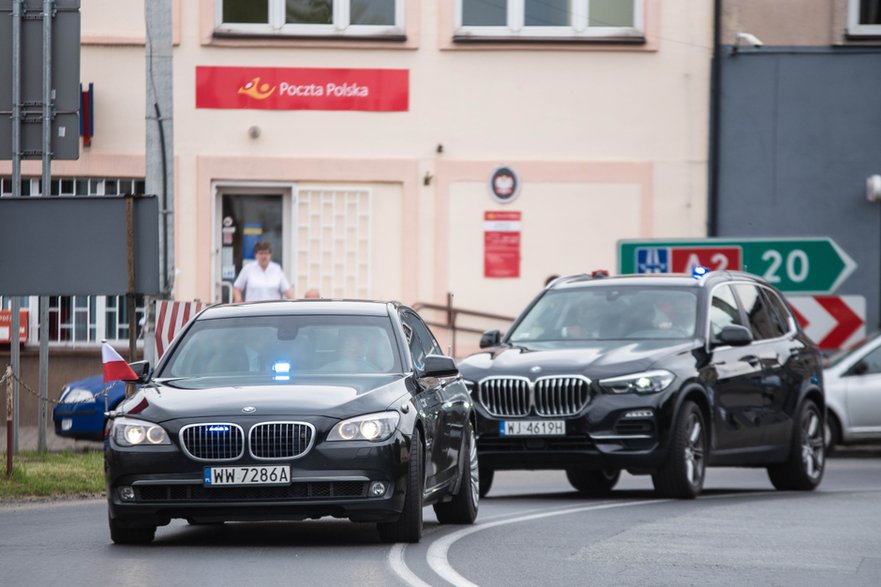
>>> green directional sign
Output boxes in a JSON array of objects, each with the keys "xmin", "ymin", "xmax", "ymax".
[{"xmin": 618, "ymin": 237, "xmax": 856, "ymax": 293}]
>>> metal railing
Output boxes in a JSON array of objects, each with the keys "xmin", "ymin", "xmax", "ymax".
[{"xmin": 412, "ymin": 293, "xmax": 515, "ymax": 358}]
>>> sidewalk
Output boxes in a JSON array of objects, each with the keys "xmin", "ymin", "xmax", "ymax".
[{"xmin": 0, "ymin": 425, "xmax": 103, "ymax": 452}]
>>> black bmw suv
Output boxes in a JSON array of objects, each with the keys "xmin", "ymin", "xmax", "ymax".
[{"xmin": 457, "ymin": 271, "xmax": 825, "ymax": 499}]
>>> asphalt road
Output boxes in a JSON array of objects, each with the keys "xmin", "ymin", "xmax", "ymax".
[{"xmin": 1, "ymin": 453, "xmax": 879, "ymax": 587}]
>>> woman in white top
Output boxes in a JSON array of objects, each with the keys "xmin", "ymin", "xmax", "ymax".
[{"xmin": 232, "ymin": 241, "xmax": 294, "ymax": 302}]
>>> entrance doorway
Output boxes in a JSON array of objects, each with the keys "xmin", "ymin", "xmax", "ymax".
[{"xmin": 215, "ymin": 187, "xmax": 292, "ymax": 303}]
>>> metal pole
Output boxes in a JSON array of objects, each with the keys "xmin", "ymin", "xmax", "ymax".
[
  {"xmin": 10, "ymin": 0, "xmax": 23, "ymax": 453},
  {"xmin": 6, "ymin": 367, "xmax": 13, "ymax": 476},
  {"xmin": 37, "ymin": 0, "xmax": 55, "ymax": 453},
  {"xmin": 126, "ymin": 195, "xmax": 137, "ymax": 398}
]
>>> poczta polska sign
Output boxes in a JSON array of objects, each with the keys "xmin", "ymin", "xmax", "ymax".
[{"xmin": 618, "ymin": 237, "xmax": 856, "ymax": 293}]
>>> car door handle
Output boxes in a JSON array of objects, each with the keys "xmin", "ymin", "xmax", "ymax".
[{"xmin": 743, "ymin": 355, "xmax": 760, "ymax": 367}]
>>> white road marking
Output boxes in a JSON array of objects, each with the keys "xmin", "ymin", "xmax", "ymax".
[{"xmin": 387, "ymin": 499, "xmax": 668, "ymax": 587}]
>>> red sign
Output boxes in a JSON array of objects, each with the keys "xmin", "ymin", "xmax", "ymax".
[
  {"xmin": 0, "ymin": 309, "xmax": 28, "ymax": 343},
  {"xmin": 787, "ymin": 295, "xmax": 865, "ymax": 350},
  {"xmin": 671, "ymin": 246, "xmax": 742, "ymax": 273},
  {"xmin": 196, "ymin": 66, "xmax": 409, "ymax": 112},
  {"xmin": 484, "ymin": 211, "xmax": 521, "ymax": 278}
]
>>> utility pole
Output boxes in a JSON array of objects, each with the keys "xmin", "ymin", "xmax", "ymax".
[{"xmin": 144, "ymin": 0, "xmax": 174, "ymax": 367}]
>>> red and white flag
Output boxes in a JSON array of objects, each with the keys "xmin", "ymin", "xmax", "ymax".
[{"xmin": 102, "ymin": 342, "xmax": 138, "ymax": 383}]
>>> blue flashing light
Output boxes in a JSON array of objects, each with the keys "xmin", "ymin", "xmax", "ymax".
[
  {"xmin": 691, "ymin": 265, "xmax": 711, "ymax": 280},
  {"xmin": 272, "ymin": 361, "xmax": 291, "ymax": 374},
  {"xmin": 207, "ymin": 425, "xmax": 230, "ymax": 433}
]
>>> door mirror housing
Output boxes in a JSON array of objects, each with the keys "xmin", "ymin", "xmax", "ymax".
[
  {"xmin": 421, "ymin": 354, "xmax": 459, "ymax": 378},
  {"xmin": 716, "ymin": 324, "xmax": 753, "ymax": 347},
  {"xmin": 127, "ymin": 360, "xmax": 152, "ymax": 383},
  {"xmin": 479, "ymin": 330, "xmax": 502, "ymax": 349}
]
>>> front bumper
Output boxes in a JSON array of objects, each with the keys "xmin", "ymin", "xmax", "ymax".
[
  {"xmin": 474, "ymin": 392, "xmax": 672, "ymax": 471},
  {"xmin": 106, "ymin": 431, "xmax": 412, "ymax": 527}
]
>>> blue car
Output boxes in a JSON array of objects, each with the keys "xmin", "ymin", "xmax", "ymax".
[{"xmin": 53, "ymin": 375, "xmax": 126, "ymax": 441}]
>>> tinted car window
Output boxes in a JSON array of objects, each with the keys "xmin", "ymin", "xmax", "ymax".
[
  {"xmin": 759, "ymin": 286, "xmax": 792, "ymax": 337},
  {"xmin": 401, "ymin": 311, "xmax": 441, "ymax": 370},
  {"xmin": 854, "ymin": 346, "xmax": 881, "ymax": 375},
  {"xmin": 709, "ymin": 284, "xmax": 742, "ymax": 339},
  {"xmin": 734, "ymin": 284, "xmax": 784, "ymax": 340},
  {"xmin": 508, "ymin": 286, "xmax": 698, "ymax": 342}
]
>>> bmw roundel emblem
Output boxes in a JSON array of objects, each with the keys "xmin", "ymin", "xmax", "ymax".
[
  {"xmin": 242, "ymin": 406, "xmax": 257, "ymax": 414},
  {"xmin": 530, "ymin": 366, "xmax": 542, "ymax": 373}
]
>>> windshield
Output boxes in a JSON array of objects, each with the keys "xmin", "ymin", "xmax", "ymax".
[
  {"xmin": 508, "ymin": 286, "xmax": 698, "ymax": 343},
  {"xmin": 158, "ymin": 314, "xmax": 402, "ymax": 380}
]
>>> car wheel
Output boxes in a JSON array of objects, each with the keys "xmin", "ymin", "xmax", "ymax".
[
  {"xmin": 434, "ymin": 422, "xmax": 479, "ymax": 524},
  {"xmin": 824, "ymin": 412, "xmax": 841, "ymax": 453},
  {"xmin": 478, "ymin": 466, "xmax": 494, "ymax": 498},
  {"xmin": 377, "ymin": 428, "xmax": 424, "ymax": 543},
  {"xmin": 767, "ymin": 399, "xmax": 825, "ymax": 491},
  {"xmin": 652, "ymin": 400, "xmax": 706, "ymax": 499},
  {"xmin": 566, "ymin": 467, "xmax": 620, "ymax": 495},
  {"xmin": 108, "ymin": 514, "xmax": 156, "ymax": 545}
]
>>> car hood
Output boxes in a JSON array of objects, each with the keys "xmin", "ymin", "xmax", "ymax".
[
  {"xmin": 116, "ymin": 374, "xmax": 411, "ymax": 423},
  {"xmin": 457, "ymin": 340, "xmax": 698, "ymax": 381}
]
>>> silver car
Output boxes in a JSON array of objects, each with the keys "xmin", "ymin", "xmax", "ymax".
[{"xmin": 824, "ymin": 332, "xmax": 881, "ymax": 449}]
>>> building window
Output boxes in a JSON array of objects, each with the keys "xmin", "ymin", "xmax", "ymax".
[
  {"xmin": 849, "ymin": 0, "xmax": 881, "ymax": 35},
  {"xmin": 216, "ymin": 0, "xmax": 405, "ymax": 38},
  {"xmin": 1, "ymin": 175, "xmax": 147, "ymax": 348},
  {"xmin": 454, "ymin": 0, "xmax": 644, "ymax": 41}
]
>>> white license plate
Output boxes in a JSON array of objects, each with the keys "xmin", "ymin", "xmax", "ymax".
[
  {"xmin": 203, "ymin": 465, "xmax": 291, "ymax": 487},
  {"xmin": 500, "ymin": 420, "xmax": 566, "ymax": 437}
]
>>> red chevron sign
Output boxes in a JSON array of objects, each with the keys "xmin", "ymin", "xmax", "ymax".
[{"xmin": 786, "ymin": 295, "xmax": 865, "ymax": 350}]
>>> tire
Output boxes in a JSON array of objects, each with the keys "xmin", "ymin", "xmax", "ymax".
[
  {"xmin": 109, "ymin": 514, "xmax": 156, "ymax": 545},
  {"xmin": 767, "ymin": 399, "xmax": 825, "ymax": 491},
  {"xmin": 824, "ymin": 412, "xmax": 841, "ymax": 454},
  {"xmin": 478, "ymin": 466, "xmax": 494, "ymax": 498},
  {"xmin": 652, "ymin": 400, "xmax": 706, "ymax": 499},
  {"xmin": 377, "ymin": 428, "xmax": 424, "ymax": 543},
  {"xmin": 434, "ymin": 422, "xmax": 479, "ymax": 524},
  {"xmin": 566, "ymin": 467, "xmax": 621, "ymax": 495}
]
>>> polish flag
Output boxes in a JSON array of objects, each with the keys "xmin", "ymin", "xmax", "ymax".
[{"xmin": 102, "ymin": 342, "xmax": 139, "ymax": 383}]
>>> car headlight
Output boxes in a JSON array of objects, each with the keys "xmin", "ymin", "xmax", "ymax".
[
  {"xmin": 599, "ymin": 370, "xmax": 675, "ymax": 394},
  {"xmin": 59, "ymin": 387, "xmax": 98, "ymax": 403},
  {"xmin": 327, "ymin": 411, "xmax": 400, "ymax": 442},
  {"xmin": 111, "ymin": 417, "xmax": 170, "ymax": 446}
]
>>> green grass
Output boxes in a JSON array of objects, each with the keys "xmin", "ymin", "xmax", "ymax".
[{"xmin": 0, "ymin": 450, "xmax": 104, "ymax": 500}]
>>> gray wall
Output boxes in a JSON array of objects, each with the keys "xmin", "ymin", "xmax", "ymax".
[{"xmin": 717, "ymin": 48, "xmax": 881, "ymax": 331}]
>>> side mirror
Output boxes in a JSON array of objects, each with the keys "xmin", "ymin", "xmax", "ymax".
[
  {"xmin": 128, "ymin": 360, "xmax": 152, "ymax": 383},
  {"xmin": 716, "ymin": 324, "xmax": 753, "ymax": 347},
  {"xmin": 421, "ymin": 354, "xmax": 459, "ymax": 378},
  {"xmin": 479, "ymin": 329, "xmax": 502, "ymax": 349}
]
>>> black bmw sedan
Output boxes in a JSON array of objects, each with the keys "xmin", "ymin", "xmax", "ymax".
[
  {"xmin": 105, "ymin": 300, "xmax": 478, "ymax": 544},
  {"xmin": 458, "ymin": 271, "xmax": 826, "ymax": 499}
]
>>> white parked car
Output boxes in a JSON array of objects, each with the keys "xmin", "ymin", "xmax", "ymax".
[{"xmin": 823, "ymin": 333, "xmax": 881, "ymax": 450}]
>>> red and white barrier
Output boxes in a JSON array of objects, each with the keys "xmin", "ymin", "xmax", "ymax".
[{"xmin": 155, "ymin": 300, "xmax": 206, "ymax": 358}]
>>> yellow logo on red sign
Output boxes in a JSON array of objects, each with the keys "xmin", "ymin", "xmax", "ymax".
[{"xmin": 238, "ymin": 77, "xmax": 276, "ymax": 100}]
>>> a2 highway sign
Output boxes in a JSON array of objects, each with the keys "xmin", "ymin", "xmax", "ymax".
[{"xmin": 618, "ymin": 237, "xmax": 856, "ymax": 294}]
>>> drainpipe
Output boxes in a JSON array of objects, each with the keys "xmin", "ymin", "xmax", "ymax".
[{"xmin": 707, "ymin": 0, "xmax": 723, "ymax": 237}]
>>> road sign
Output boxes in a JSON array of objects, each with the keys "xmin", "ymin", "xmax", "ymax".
[
  {"xmin": 787, "ymin": 295, "xmax": 865, "ymax": 350},
  {"xmin": 619, "ymin": 237, "xmax": 856, "ymax": 293}
]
